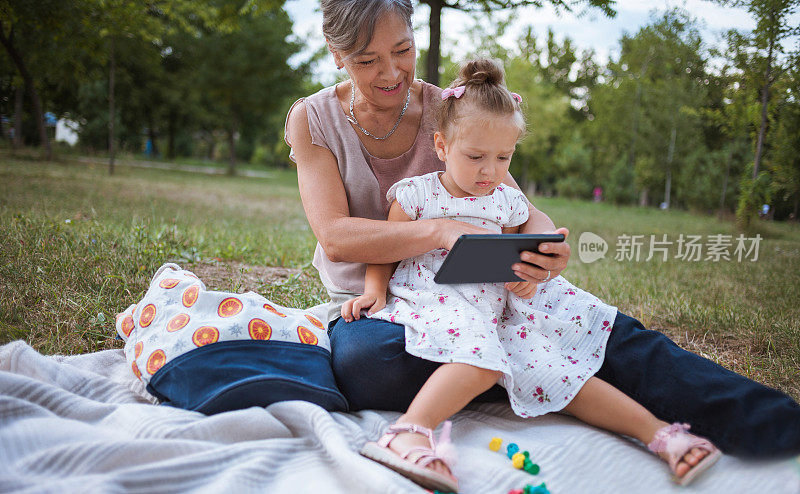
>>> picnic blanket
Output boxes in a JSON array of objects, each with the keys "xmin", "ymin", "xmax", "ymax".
[{"xmin": 1, "ymin": 340, "xmax": 798, "ymax": 493}]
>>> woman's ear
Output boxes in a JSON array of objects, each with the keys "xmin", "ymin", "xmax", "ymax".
[
  {"xmin": 433, "ymin": 131, "xmax": 448, "ymax": 162},
  {"xmin": 326, "ymin": 39, "xmax": 344, "ymax": 69}
]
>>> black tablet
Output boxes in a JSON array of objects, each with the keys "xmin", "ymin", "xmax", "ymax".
[{"xmin": 434, "ymin": 234, "xmax": 565, "ymax": 284}]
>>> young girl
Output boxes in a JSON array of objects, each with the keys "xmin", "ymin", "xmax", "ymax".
[{"xmin": 342, "ymin": 59, "xmax": 720, "ymax": 492}]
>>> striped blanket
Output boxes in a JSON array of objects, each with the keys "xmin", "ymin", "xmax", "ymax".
[{"xmin": 1, "ymin": 340, "xmax": 797, "ymax": 493}]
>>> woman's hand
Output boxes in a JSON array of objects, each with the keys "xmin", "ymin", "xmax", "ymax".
[
  {"xmin": 434, "ymin": 219, "xmax": 496, "ymax": 251},
  {"xmin": 341, "ymin": 293, "xmax": 386, "ymax": 322},
  {"xmin": 505, "ymin": 280, "xmax": 537, "ymax": 299},
  {"xmin": 512, "ymin": 227, "xmax": 571, "ymax": 285}
]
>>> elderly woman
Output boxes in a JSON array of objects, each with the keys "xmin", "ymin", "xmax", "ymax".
[{"xmin": 284, "ymin": 0, "xmax": 799, "ymax": 483}]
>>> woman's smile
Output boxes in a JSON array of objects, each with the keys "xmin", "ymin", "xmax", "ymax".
[{"xmin": 377, "ymin": 80, "xmax": 403, "ymax": 95}]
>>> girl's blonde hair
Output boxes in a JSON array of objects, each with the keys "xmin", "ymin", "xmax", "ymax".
[{"xmin": 436, "ymin": 58, "xmax": 526, "ymax": 140}]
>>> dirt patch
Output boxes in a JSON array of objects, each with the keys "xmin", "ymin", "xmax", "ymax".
[{"xmin": 187, "ymin": 261, "xmax": 301, "ymax": 293}]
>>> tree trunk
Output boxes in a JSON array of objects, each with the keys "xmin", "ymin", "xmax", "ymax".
[
  {"xmin": 628, "ymin": 81, "xmax": 642, "ymax": 172},
  {"xmin": 718, "ymin": 144, "xmax": 733, "ymax": 217},
  {"xmin": 227, "ymin": 128, "xmax": 237, "ymax": 176},
  {"xmin": 639, "ymin": 188, "xmax": 649, "ymax": 207},
  {"xmin": 13, "ymin": 85, "xmax": 22, "ymax": 149},
  {"xmin": 426, "ymin": 0, "xmax": 442, "ymax": 87},
  {"xmin": 207, "ymin": 132, "xmax": 216, "ymax": 160},
  {"xmin": 167, "ymin": 111, "xmax": 176, "ymax": 160},
  {"xmin": 147, "ymin": 111, "xmax": 158, "ymax": 157},
  {"xmin": 0, "ymin": 23, "xmax": 51, "ymax": 160},
  {"xmin": 29, "ymin": 80, "xmax": 50, "ymax": 160},
  {"xmin": 663, "ymin": 126, "xmax": 676, "ymax": 209},
  {"xmin": 753, "ymin": 12, "xmax": 775, "ymax": 179},
  {"xmin": 108, "ymin": 37, "xmax": 116, "ymax": 175}
]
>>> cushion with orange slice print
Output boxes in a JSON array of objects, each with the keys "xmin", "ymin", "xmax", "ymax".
[
  {"xmin": 218, "ymin": 297, "xmax": 243, "ymax": 318},
  {"xmin": 304, "ymin": 314, "xmax": 325, "ymax": 330},
  {"xmin": 120, "ymin": 315, "xmax": 135, "ymax": 337},
  {"xmin": 131, "ymin": 360, "xmax": 143, "ymax": 380},
  {"xmin": 248, "ymin": 318, "xmax": 272, "ymax": 340},
  {"xmin": 297, "ymin": 326, "xmax": 319, "ymax": 346},
  {"xmin": 115, "ymin": 304, "xmax": 137, "ymax": 341},
  {"xmin": 262, "ymin": 302, "xmax": 287, "ymax": 318},
  {"xmin": 120, "ymin": 263, "xmax": 340, "ymax": 412},
  {"xmin": 182, "ymin": 285, "xmax": 200, "ymax": 308},
  {"xmin": 139, "ymin": 304, "xmax": 157, "ymax": 328},
  {"xmin": 146, "ymin": 349, "xmax": 167, "ymax": 375},
  {"xmin": 192, "ymin": 326, "xmax": 220, "ymax": 347},
  {"xmin": 159, "ymin": 278, "xmax": 181, "ymax": 289},
  {"xmin": 166, "ymin": 313, "xmax": 190, "ymax": 332}
]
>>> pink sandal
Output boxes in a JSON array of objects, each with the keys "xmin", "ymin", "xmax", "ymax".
[
  {"xmin": 647, "ymin": 423, "xmax": 721, "ymax": 486},
  {"xmin": 360, "ymin": 421, "xmax": 459, "ymax": 493}
]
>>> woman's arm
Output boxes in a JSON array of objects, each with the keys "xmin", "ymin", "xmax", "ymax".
[
  {"xmin": 288, "ymin": 101, "xmax": 492, "ymax": 264},
  {"xmin": 340, "ymin": 201, "xmax": 411, "ymax": 321},
  {"xmin": 501, "ymin": 171, "xmax": 571, "ymax": 283}
]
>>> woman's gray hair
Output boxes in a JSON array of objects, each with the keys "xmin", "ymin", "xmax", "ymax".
[{"xmin": 321, "ymin": 0, "xmax": 413, "ymax": 59}]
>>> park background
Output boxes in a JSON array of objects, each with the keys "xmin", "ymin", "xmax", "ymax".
[{"xmin": 1, "ymin": 0, "xmax": 799, "ymax": 401}]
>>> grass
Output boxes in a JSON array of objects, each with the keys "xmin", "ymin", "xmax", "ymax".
[{"xmin": 1, "ymin": 155, "xmax": 798, "ymax": 401}]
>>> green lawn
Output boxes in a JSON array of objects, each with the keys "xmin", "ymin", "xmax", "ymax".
[{"xmin": 1, "ymin": 155, "xmax": 798, "ymax": 401}]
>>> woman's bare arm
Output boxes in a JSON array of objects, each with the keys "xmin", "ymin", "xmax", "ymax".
[
  {"xmin": 501, "ymin": 171, "xmax": 571, "ymax": 283},
  {"xmin": 288, "ymin": 101, "xmax": 491, "ymax": 264}
]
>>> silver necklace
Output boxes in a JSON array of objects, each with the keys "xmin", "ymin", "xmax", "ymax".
[{"xmin": 347, "ymin": 79, "xmax": 411, "ymax": 140}]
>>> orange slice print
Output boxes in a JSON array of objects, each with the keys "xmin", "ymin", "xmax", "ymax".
[
  {"xmin": 218, "ymin": 297, "xmax": 243, "ymax": 318},
  {"xmin": 131, "ymin": 361, "xmax": 142, "ymax": 380},
  {"xmin": 146, "ymin": 349, "xmax": 166, "ymax": 375},
  {"xmin": 134, "ymin": 341, "xmax": 143, "ymax": 358},
  {"xmin": 159, "ymin": 278, "xmax": 181, "ymax": 289},
  {"xmin": 248, "ymin": 318, "xmax": 272, "ymax": 340},
  {"xmin": 263, "ymin": 303, "xmax": 287, "ymax": 318},
  {"xmin": 192, "ymin": 326, "xmax": 220, "ymax": 347},
  {"xmin": 182, "ymin": 285, "xmax": 200, "ymax": 308},
  {"xmin": 121, "ymin": 315, "xmax": 135, "ymax": 337},
  {"xmin": 166, "ymin": 313, "xmax": 190, "ymax": 332},
  {"xmin": 297, "ymin": 326, "xmax": 318, "ymax": 346},
  {"xmin": 139, "ymin": 304, "xmax": 156, "ymax": 327},
  {"xmin": 305, "ymin": 314, "xmax": 324, "ymax": 330}
]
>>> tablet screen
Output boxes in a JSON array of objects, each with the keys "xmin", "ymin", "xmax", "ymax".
[{"xmin": 434, "ymin": 234, "xmax": 565, "ymax": 284}]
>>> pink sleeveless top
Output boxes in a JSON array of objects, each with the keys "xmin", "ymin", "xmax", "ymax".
[{"xmin": 285, "ymin": 80, "xmax": 445, "ymax": 295}]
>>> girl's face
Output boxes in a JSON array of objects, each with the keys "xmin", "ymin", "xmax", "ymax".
[
  {"xmin": 331, "ymin": 12, "xmax": 416, "ymax": 110},
  {"xmin": 435, "ymin": 115, "xmax": 520, "ymax": 198}
]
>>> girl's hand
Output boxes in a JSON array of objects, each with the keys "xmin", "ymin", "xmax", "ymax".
[
  {"xmin": 505, "ymin": 280, "xmax": 537, "ymax": 299},
  {"xmin": 435, "ymin": 219, "xmax": 495, "ymax": 251},
  {"xmin": 512, "ymin": 227, "xmax": 571, "ymax": 285},
  {"xmin": 341, "ymin": 293, "xmax": 386, "ymax": 322}
]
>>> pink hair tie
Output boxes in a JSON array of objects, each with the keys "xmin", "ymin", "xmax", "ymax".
[
  {"xmin": 511, "ymin": 92, "xmax": 522, "ymax": 103},
  {"xmin": 441, "ymin": 86, "xmax": 466, "ymax": 100}
]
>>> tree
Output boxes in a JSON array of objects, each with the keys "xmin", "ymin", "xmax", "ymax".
[
  {"xmin": 193, "ymin": 8, "xmax": 306, "ymax": 175},
  {"xmin": 706, "ymin": 0, "xmax": 799, "ymax": 227},
  {"xmin": 0, "ymin": 0, "xmax": 94, "ymax": 160},
  {"xmin": 587, "ymin": 9, "xmax": 708, "ymax": 208},
  {"xmin": 709, "ymin": 0, "xmax": 799, "ymax": 179},
  {"xmin": 416, "ymin": 0, "xmax": 615, "ymax": 86}
]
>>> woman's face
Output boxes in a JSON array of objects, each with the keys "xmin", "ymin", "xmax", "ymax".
[{"xmin": 334, "ymin": 12, "xmax": 416, "ymax": 109}]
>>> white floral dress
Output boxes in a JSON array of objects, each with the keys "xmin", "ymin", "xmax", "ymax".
[{"xmin": 371, "ymin": 172, "xmax": 618, "ymax": 418}]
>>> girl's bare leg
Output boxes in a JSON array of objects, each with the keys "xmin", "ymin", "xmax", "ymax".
[
  {"xmin": 564, "ymin": 376, "xmax": 711, "ymax": 478},
  {"xmin": 388, "ymin": 363, "xmax": 503, "ymax": 477}
]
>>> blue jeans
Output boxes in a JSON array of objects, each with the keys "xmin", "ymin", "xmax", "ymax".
[{"xmin": 328, "ymin": 311, "xmax": 800, "ymax": 458}]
